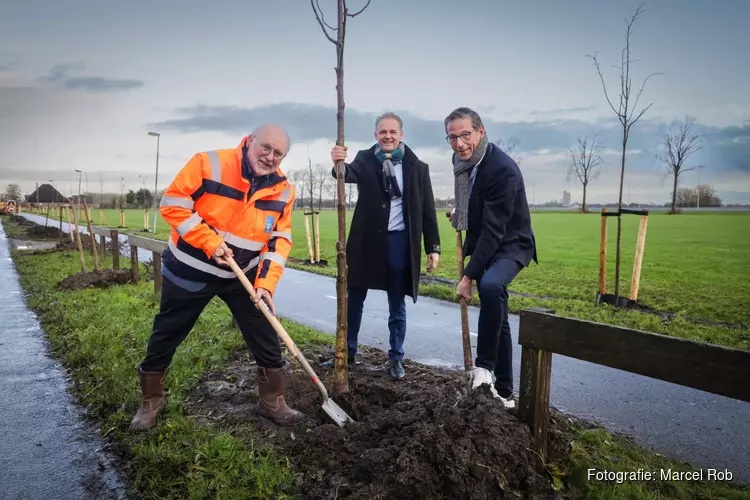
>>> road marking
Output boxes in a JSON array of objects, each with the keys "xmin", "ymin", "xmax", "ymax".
[
  {"xmin": 470, "ymin": 331, "xmax": 478, "ymax": 337},
  {"xmin": 326, "ymin": 295, "xmax": 336, "ymax": 299}
]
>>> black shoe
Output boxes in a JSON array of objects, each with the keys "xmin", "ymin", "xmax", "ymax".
[{"xmin": 388, "ymin": 359, "xmax": 405, "ymax": 380}]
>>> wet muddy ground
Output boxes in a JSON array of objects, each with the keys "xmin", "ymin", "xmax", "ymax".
[{"xmin": 187, "ymin": 345, "xmax": 571, "ymax": 499}]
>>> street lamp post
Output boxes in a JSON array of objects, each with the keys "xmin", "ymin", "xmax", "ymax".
[
  {"xmin": 74, "ymin": 169, "xmax": 82, "ymax": 200},
  {"xmin": 148, "ymin": 132, "xmax": 160, "ymax": 233}
]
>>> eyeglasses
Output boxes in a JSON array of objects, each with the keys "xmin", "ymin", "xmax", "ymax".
[
  {"xmin": 260, "ymin": 143, "xmax": 285, "ymax": 161},
  {"xmin": 445, "ymin": 131, "xmax": 474, "ymax": 144}
]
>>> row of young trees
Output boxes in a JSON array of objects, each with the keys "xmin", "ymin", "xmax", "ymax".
[
  {"xmin": 565, "ymin": 116, "xmax": 705, "ymax": 215},
  {"xmin": 288, "ymin": 160, "xmax": 357, "ymax": 210}
]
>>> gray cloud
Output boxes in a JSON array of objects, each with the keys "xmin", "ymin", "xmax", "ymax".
[
  {"xmin": 150, "ymin": 102, "xmax": 749, "ymax": 173},
  {"xmin": 40, "ymin": 63, "xmax": 143, "ymax": 92},
  {"xmin": 528, "ymin": 105, "xmax": 599, "ymax": 116}
]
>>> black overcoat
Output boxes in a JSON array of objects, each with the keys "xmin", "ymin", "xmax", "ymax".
[
  {"xmin": 331, "ymin": 144, "xmax": 441, "ymax": 302},
  {"xmin": 462, "ymin": 142, "xmax": 538, "ymax": 281}
]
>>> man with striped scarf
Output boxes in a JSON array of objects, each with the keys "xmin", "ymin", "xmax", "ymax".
[{"xmin": 446, "ymin": 107, "xmax": 537, "ymax": 408}]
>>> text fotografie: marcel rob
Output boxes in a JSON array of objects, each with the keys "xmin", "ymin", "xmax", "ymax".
[{"xmin": 588, "ymin": 468, "xmax": 734, "ymax": 483}]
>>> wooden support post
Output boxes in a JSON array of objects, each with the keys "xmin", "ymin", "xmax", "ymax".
[
  {"xmin": 119, "ymin": 210, "xmax": 125, "ymax": 228},
  {"xmin": 100, "ymin": 209, "xmax": 105, "ymax": 225},
  {"xmin": 58, "ymin": 207, "xmax": 63, "ymax": 241},
  {"xmin": 144, "ymin": 209, "xmax": 149, "ymax": 231},
  {"xmin": 130, "ymin": 245, "xmax": 140, "ymax": 282},
  {"xmin": 629, "ymin": 215, "xmax": 649, "ymax": 301},
  {"xmin": 314, "ymin": 211, "xmax": 321, "ymax": 262},
  {"xmin": 111, "ymin": 230, "xmax": 120, "ymax": 270},
  {"xmin": 152, "ymin": 250, "xmax": 162, "ymax": 294},
  {"xmin": 82, "ymin": 198, "xmax": 99, "ymax": 271},
  {"xmin": 99, "ymin": 234, "xmax": 106, "ymax": 257},
  {"xmin": 518, "ymin": 309, "xmax": 555, "ymax": 471},
  {"xmin": 599, "ymin": 208, "xmax": 608, "ymax": 295},
  {"xmin": 66, "ymin": 207, "xmax": 75, "ymax": 243},
  {"xmin": 304, "ymin": 212, "xmax": 314, "ymax": 262},
  {"xmin": 518, "ymin": 346, "xmax": 552, "ymax": 470},
  {"xmin": 68, "ymin": 205, "xmax": 87, "ymax": 273}
]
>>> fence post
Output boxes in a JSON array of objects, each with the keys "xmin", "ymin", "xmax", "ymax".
[
  {"xmin": 518, "ymin": 308, "xmax": 555, "ymax": 470},
  {"xmin": 131, "ymin": 244, "xmax": 140, "ymax": 282},
  {"xmin": 152, "ymin": 251, "xmax": 162, "ymax": 294},
  {"xmin": 111, "ymin": 230, "xmax": 120, "ymax": 270}
]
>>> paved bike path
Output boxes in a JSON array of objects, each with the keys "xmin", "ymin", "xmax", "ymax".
[{"xmin": 0, "ymin": 218, "xmax": 125, "ymax": 499}]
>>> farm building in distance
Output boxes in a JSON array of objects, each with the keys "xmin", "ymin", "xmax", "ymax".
[{"xmin": 24, "ymin": 183, "xmax": 69, "ymax": 204}]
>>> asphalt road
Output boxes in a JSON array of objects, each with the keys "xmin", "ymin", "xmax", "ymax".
[
  {"xmin": 18, "ymin": 212, "xmax": 750, "ymax": 485},
  {"xmin": 0, "ymin": 219, "xmax": 126, "ymax": 500}
]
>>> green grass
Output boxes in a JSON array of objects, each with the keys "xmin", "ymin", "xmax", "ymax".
[
  {"xmin": 565, "ymin": 427, "xmax": 750, "ymax": 499},
  {"xmin": 6, "ymin": 242, "xmax": 330, "ymax": 499},
  {"xmin": 6, "ymin": 237, "xmax": 749, "ymax": 499},
  {"xmin": 27, "ymin": 207, "xmax": 750, "ymax": 351}
]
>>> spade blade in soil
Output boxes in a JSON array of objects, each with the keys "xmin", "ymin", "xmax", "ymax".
[{"xmin": 322, "ymin": 398, "xmax": 354, "ymax": 427}]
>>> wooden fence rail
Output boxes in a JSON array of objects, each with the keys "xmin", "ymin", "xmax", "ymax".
[
  {"xmin": 87, "ymin": 225, "xmax": 166, "ymax": 294},
  {"xmin": 517, "ymin": 308, "xmax": 750, "ymax": 469},
  {"xmin": 126, "ymin": 233, "xmax": 166, "ymax": 293}
]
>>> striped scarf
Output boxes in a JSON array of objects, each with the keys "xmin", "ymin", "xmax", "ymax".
[
  {"xmin": 452, "ymin": 135, "xmax": 489, "ymax": 231},
  {"xmin": 374, "ymin": 143, "xmax": 404, "ymax": 200}
]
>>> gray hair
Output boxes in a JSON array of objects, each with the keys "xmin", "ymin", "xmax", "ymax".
[
  {"xmin": 250, "ymin": 124, "xmax": 292, "ymax": 151},
  {"xmin": 375, "ymin": 112, "xmax": 403, "ymax": 131},
  {"xmin": 444, "ymin": 107, "xmax": 484, "ymax": 133}
]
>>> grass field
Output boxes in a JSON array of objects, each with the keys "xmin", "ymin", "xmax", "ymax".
[{"xmin": 34, "ymin": 206, "xmax": 750, "ymax": 351}]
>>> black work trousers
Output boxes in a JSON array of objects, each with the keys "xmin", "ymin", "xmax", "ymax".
[{"xmin": 138, "ymin": 274, "xmax": 282, "ymax": 372}]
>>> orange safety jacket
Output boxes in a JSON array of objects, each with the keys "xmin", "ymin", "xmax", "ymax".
[{"xmin": 159, "ymin": 136, "xmax": 294, "ymax": 296}]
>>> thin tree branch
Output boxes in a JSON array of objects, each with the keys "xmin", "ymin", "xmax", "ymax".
[
  {"xmin": 311, "ymin": 0, "xmax": 337, "ymax": 44},
  {"xmin": 587, "ymin": 52, "xmax": 620, "ymax": 118},
  {"xmin": 629, "ymin": 71, "xmax": 663, "ymax": 119},
  {"xmin": 345, "ymin": 0, "xmax": 371, "ymax": 17},
  {"xmin": 316, "ymin": 0, "xmax": 336, "ymax": 30}
]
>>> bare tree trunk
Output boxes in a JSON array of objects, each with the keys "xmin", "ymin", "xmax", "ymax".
[
  {"xmin": 331, "ymin": 0, "xmax": 350, "ymax": 394},
  {"xmin": 614, "ymin": 134, "xmax": 627, "ymax": 297},
  {"xmin": 312, "ymin": 0, "xmax": 371, "ymax": 394},
  {"xmin": 671, "ymin": 172, "xmax": 679, "ymax": 213},
  {"xmin": 582, "ymin": 181, "xmax": 588, "ymax": 213}
]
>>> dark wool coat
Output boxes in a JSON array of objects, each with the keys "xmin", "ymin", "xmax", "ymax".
[
  {"xmin": 462, "ymin": 142, "xmax": 538, "ymax": 281},
  {"xmin": 331, "ymin": 144, "xmax": 441, "ymax": 302}
]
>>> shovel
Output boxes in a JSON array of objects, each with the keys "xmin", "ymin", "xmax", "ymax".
[
  {"xmin": 446, "ymin": 210, "xmax": 473, "ymax": 372},
  {"xmin": 225, "ymin": 256, "xmax": 354, "ymax": 427}
]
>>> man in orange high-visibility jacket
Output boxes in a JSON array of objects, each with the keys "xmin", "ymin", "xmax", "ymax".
[{"xmin": 131, "ymin": 124, "xmax": 303, "ymax": 429}]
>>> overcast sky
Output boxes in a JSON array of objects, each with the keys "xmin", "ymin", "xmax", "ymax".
[{"xmin": 1, "ymin": 0, "xmax": 748, "ymax": 205}]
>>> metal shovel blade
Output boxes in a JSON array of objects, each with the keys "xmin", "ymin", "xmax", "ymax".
[{"xmin": 322, "ymin": 398, "xmax": 354, "ymax": 427}]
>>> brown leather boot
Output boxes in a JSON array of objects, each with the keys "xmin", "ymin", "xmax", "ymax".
[
  {"xmin": 256, "ymin": 366, "xmax": 304, "ymax": 425},
  {"xmin": 130, "ymin": 366, "xmax": 168, "ymax": 430}
]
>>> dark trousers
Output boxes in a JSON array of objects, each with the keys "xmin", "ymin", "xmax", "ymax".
[
  {"xmin": 347, "ymin": 230, "xmax": 408, "ymax": 361},
  {"xmin": 475, "ymin": 258, "xmax": 523, "ymax": 398},
  {"xmin": 139, "ymin": 274, "xmax": 283, "ymax": 372}
]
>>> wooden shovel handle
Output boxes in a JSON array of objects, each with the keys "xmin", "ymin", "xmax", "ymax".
[
  {"xmin": 225, "ymin": 256, "xmax": 329, "ymax": 399},
  {"xmin": 456, "ymin": 231, "xmax": 473, "ymax": 372}
]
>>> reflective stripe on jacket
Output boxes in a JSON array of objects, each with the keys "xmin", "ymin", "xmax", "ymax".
[{"xmin": 159, "ymin": 137, "xmax": 294, "ymax": 296}]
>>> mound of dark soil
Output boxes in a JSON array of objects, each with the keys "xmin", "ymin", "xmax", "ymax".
[
  {"xmin": 187, "ymin": 346, "xmax": 569, "ymax": 499},
  {"xmin": 57, "ymin": 269, "xmax": 132, "ymax": 290},
  {"xmin": 25, "ymin": 225, "xmax": 64, "ymax": 239},
  {"xmin": 55, "ymin": 235, "xmax": 97, "ymax": 252}
]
